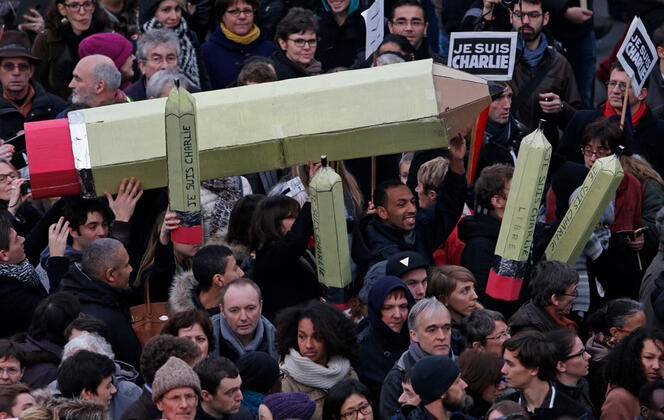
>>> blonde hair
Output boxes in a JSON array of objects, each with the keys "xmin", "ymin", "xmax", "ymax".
[
  {"xmin": 620, "ymin": 155, "xmax": 664, "ymax": 188},
  {"xmin": 417, "ymin": 157, "xmax": 449, "ymax": 192},
  {"xmin": 427, "ymin": 265, "xmax": 476, "ymax": 300},
  {"xmin": 19, "ymin": 406, "xmax": 59, "ymax": 420}
]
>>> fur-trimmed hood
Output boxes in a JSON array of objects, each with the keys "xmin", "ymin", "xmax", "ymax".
[{"xmin": 168, "ymin": 270, "xmax": 199, "ymax": 315}]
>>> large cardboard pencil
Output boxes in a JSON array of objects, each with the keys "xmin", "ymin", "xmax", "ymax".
[
  {"xmin": 485, "ymin": 125, "xmax": 551, "ymax": 301},
  {"xmin": 309, "ymin": 156, "xmax": 352, "ymax": 303},
  {"xmin": 24, "ymin": 60, "xmax": 491, "ymax": 198},
  {"xmin": 545, "ymin": 154, "xmax": 624, "ymax": 265},
  {"xmin": 165, "ymin": 83, "xmax": 202, "ymax": 245}
]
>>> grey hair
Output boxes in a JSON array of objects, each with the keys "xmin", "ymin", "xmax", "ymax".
[
  {"xmin": 374, "ymin": 52, "xmax": 406, "ymax": 66},
  {"xmin": 656, "ymin": 207, "xmax": 664, "ymax": 243},
  {"xmin": 63, "ymin": 331, "xmax": 115, "ymax": 361},
  {"xmin": 460, "ymin": 309, "xmax": 505, "ymax": 345},
  {"xmin": 81, "ymin": 238, "xmax": 125, "ymax": 280},
  {"xmin": 407, "ymin": 297, "xmax": 449, "ymax": 331},
  {"xmin": 93, "ymin": 62, "xmax": 121, "ymax": 92},
  {"xmin": 137, "ymin": 28, "xmax": 180, "ymax": 61},
  {"xmin": 146, "ymin": 69, "xmax": 188, "ymax": 98}
]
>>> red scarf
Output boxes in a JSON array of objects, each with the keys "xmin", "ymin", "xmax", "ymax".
[{"xmin": 601, "ymin": 100, "xmax": 647, "ymax": 127}]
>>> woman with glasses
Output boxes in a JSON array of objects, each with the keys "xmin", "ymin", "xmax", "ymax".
[
  {"xmin": 458, "ymin": 348, "xmax": 506, "ymax": 418},
  {"xmin": 548, "ymin": 329, "xmax": 595, "ymax": 417},
  {"xmin": 201, "ymin": 0, "xmax": 276, "ymax": 89},
  {"xmin": 275, "ymin": 300, "xmax": 359, "ymax": 419},
  {"xmin": 585, "ymin": 298, "xmax": 645, "ymax": 411},
  {"xmin": 271, "ymin": 8, "xmax": 321, "ymax": 80},
  {"xmin": 0, "ymin": 160, "xmax": 40, "ymax": 237},
  {"xmin": 315, "ymin": 0, "xmax": 365, "ymax": 71},
  {"xmin": 323, "ymin": 379, "xmax": 373, "ymax": 420},
  {"xmin": 601, "ymin": 328, "xmax": 664, "ymax": 419},
  {"xmin": 138, "ymin": 0, "xmax": 210, "ymax": 90},
  {"xmin": 31, "ymin": 0, "xmax": 113, "ymax": 100}
]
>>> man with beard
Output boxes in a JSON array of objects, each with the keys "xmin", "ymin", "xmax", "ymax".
[
  {"xmin": 69, "ymin": 55, "xmax": 125, "ymax": 107},
  {"xmin": 499, "ymin": 331, "xmax": 591, "ymax": 419},
  {"xmin": 509, "ymin": 0, "xmax": 582, "ymax": 148},
  {"xmin": 403, "ymin": 355, "xmax": 472, "ymax": 420},
  {"xmin": 508, "ymin": 260, "xmax": 579, "ymax": 336}
]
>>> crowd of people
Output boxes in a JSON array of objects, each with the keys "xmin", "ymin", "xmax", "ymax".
[{"xmin": 0, "ymin": 0, "xmax": 664, "ymax": 419}]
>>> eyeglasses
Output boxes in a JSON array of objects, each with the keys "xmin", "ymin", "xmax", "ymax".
[
  {"xmin": 512, "ymin": 10, "xmax": 542, "ymax": 19},
  {"xmin": 0, "ymin": 367, "xmax": 20, "ymax": 376},
  {"xmin": 558, "ymin": 289, "xmax": 579, "ymax": 298},
  {"xmin": 581, "ymin": 145, "xmax": 611, "ymax": 158},
  {"xmin": 606, "ymin": 80, "xmax": 628, "ymax": 92},
  {"xmin": 226, "ymin": 8, "xmax": 254, "ymax": 16},
  {"xmin": 146, "ymin": 54, "xmax": 178, "ymax": 65},
  {"xmin": 340, "ymin": 403, "xmax": 372, "ymax": 420},
  {"xmin": 564, "ymin": 346, "xmax": 587, "ymax": 360},
  {"xmin": 0, "ymin": 172, "xmax": 19, "ymax": 183},
  {"xmin": 487, "ymin": 327, "xmax": 511, "ymax": 341},
  {"xmin": 1, "ymin": 62, "xmax": 31, "ymax": 72},
  {"xmin": 63, "ymin": 1, "xmax": 95, "ymax": 11},
  {"xmin": 391, "ymin": 18, "xmax": 425, "ymax": 27},
  {"xmin": 288, "ymin": 37, "xmax": 318, "ymax": 48}
]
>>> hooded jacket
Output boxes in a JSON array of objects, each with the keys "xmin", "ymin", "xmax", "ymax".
[
  {"xmin": 458, "ymin": 212, "xmax": 501, "ymax": 303},
  {"xmin": 356, "ymin": 276, "xmax": 415, "ymax": 405},
  {"xmin": 201, "ymin": 25, "xmax": 276, "ymax": 89},
  {"xmin": 168, "ymin": 270, "xmax": 218, "ymax": 316},
  {"xmin": 315, "ymin": 0, "xmax": 365, "ymax": 71},
  {"xmin": 58, "ymin": 265, "xmax": 141, "ymax": 370}
]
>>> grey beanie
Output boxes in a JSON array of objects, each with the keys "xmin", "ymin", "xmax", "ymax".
[{"xmin": 152, "ymin": 356, "xmax": 201, "ymax": 402}]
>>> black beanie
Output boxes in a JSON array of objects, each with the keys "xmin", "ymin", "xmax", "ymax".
[
  {"xmin": 235, "ymin": 351, "xmax": 280, "ymax": 395},
  {"xmin": 410, "ymin": 355, "xmax": 460, "ymax": 405}
]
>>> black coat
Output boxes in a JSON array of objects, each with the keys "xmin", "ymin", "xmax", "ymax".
[
  {"xmin": 58, "ymin": 265, "xmax": 142, "ymax": 369},
  {"xmin": 120, "ymin": 387, "xmax": 160, "ymax": 420},
  {"xmin": 315, "ymin": 10, "xmax": 365, "ymax": 71},
  {"xmin": 508, "ymin": 301, "xmax": 559, "ymax": 336},
  {"xmin": 474, "ymin": 117, "xmax": 528, "ymax": 178},
  {"xmin": 270, "ymin": 50, "xmax": 310, "ymax": 80},
  {"xmin": 252, "ymin": 202, "xmax": 320, "ymax": 321},
  {"xmin": 0, "ymin": 79, "xmax": 66, "ymax": 169},
  {"xmin": 458, "ymin": 212, "xmax": 500, "ymax": 301},
  {"xmin": 498, "ymin": 385, "xmax": 591, "ymax": 420}
]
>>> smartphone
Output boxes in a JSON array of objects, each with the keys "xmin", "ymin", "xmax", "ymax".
[
  {"xmin": 20, "ymin": 181, "xmax": 31, "ymax": 196},
  {"xmin": 16, "ymin": 0, "xmax": 49, "ymax": 23}
]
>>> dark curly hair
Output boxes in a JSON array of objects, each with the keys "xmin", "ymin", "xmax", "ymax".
[
  {"xmin": 275, "ymin": 300, "xmax": 358, "ymax": 363},
  {"xmin": 159, "ymin": 310, "xmax": 215, "ymax": 354},
  {"xmin": 140, "ymin": 335, "xmax": 201, "ymax": 384},
  {"xmin": 604, "ymin": 327, "xmax": 664, "ymax": 397}
]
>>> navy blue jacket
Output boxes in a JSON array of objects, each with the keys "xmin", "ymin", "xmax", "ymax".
[{"xmin": 201, "ymin": 25, "xmax": 277, "ymax": 89}]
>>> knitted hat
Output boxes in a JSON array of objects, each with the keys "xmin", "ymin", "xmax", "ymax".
[
  {"xmin": 410, "ymin": 355, "xmax": 461, "ymax": 405},
  {"xmin": 78, "ymin": 33, "xmax": 133, "ymax": 70},
  {"xmin": 235, "ymin": 351, "xmax": 280, "ymax": 395},
  {"xmin": 151, "ymin": 357, "xmax": 201, "ymax": 402},
  {"xmin": 386, "ymin": 251, "xmax": 429, "ymax": 278},
  {"xmin": 261, "ymin": 392, "xmax": 315, "ymax": 420}
]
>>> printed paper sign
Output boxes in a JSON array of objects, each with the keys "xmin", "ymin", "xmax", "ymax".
[
  {"xmin": 617, "ymin": 16, "xmax": 657, "ymax": 92},
  {"xmin": 447, "ymin": 32, "xmax": 518, "ymax": 81},
  {"xmin": 362, "ymin": 0, "xmax": 384, "ymax": 59}
]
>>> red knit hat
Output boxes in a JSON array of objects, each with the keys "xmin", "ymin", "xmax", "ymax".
[{"xmin": 78, "ymin": 33, "xmax": 133, "ymax": 70}]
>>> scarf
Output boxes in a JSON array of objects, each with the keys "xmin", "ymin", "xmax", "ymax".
[
  {"xmin": 141, "ymin": 17, "xmax": 200, "ymax": 88},
  {"xmin": 4, "ymin": 84, "xmax": 35, "ymax": 117},
  {"xmin": 601, "ymin": 100, "xmax": 647, "ymax": 127},
  {"xmin": 0, "ymin": 259, "xmax": 42, "ymax": 289},
  {"xmin": 201, "ymin": 177, "xmax": 242, "ymax": 238},
  {"xmin": 280, "ymin": 348, "xmax": 351, "ymax": 390},
  {"xmin": 519, "ymin": 33, "xmax": 548, "ymax": 68},
  {"xmin": 241, "ymin": 389, "xmax": 265, "ymax": 414},
  {"xmin": 221, "ymin": 23, "xmax": 261, "ymax": 45},
  {"xmin": 218, "ymin": 314, "xmax": 276, "ymax": 358}
]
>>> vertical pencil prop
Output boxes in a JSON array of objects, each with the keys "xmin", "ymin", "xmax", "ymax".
[
  {"xmin": 545, "ymin": 154, "xmax": 624, "ymax": 265},
  {"xmin": 486, "ymin": 122, "xmax": 551, "ymax": 301},
  {"xmin": 620, "ymin": 78, "xmax": 631, "ymax": 130},
  {"xmin": 165, "ymin": 81, "xmax": 203, "ymax": 244},
  {"xmin": 309, "ymin": 155, "xmax": 352, "ymax": 303}
]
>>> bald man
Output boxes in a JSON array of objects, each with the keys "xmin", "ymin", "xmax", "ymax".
[{"xmin": 69, "ymin": 54, "xmax": 123, "ymax": 107}]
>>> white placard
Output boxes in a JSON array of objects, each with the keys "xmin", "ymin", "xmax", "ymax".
[
  {"xmin": 362, "ymin": 0, "xmax": 384, "ymax": 59},
  {"xmin": 447, "ymin": 32, "xmax": 518, "ymax": 81}
]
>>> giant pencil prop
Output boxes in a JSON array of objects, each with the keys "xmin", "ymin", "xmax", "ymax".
[
  {"xmin": 24, "ymin": 60, "xmax": 491, "ymax": 198},
  {"xmin": 545, "ymin": 154, "xmax": 624, "ymax": 265},
  {"xmin": 486, "ymin": 125, "xmax": 551, "ymax": 301},
  {"xmin": 165, "ymin": 83, "xmax": 202, "ymax": 244},
  {"xmin": 309, "ymin": 155, "xmax": 352, "ymax": 303}
]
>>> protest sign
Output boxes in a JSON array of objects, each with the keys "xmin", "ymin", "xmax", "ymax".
[
  {"xmin": 362, "ymin": 0, "xmax": 384, "ymax": 59},
  {"xmin": 617, "ymin": 17, "xmax": 657, "ymax": 92},
  {"xmin": 447, "ymin": 32, "xmax": 518, "ymax": 81}
]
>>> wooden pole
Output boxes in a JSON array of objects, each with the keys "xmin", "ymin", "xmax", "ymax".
[
  {"xmin": 620, "ymin": 78, "xmax": 631, "ymax": 131},
  {"xmin": 371, "ymin": 50, "xmax": 378, "ymax": 197},
  {"xmin": 580, "ymin": 0, "xmax": 588, "ymax": 9},
  {"xmin": 467, "ymin": 116, "xmax": 481, "ymax": 183}
]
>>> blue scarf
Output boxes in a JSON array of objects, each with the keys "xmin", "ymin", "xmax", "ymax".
[
  {"xmin": 241, "ymin": 390, "xmax": 265, "ymax": 414},
  {"xmin": 321, "ymin": 0, "xmax": 359, "ymax": 16},
  {"xmin": 519, "ymin": 33, "xmax": 548, "ymax": 68}
]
